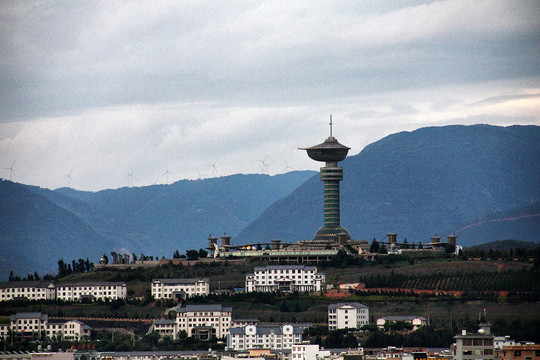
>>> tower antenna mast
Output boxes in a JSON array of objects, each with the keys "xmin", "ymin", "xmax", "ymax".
[{"xmin": 329, "ymin": 115, "xmax": 333, "ymax": 137}]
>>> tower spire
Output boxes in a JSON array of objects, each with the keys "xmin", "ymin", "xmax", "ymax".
[{"xmin": 329, "ymin": 115, "xmax": 333, "ymax": 138}]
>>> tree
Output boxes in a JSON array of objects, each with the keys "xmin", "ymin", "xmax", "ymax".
[
  {"xmin": 198, "ymin": 248, "xmax": 208, "ymax": 258},
  {"xmin": 186, "ymin": 250, "xmax": 199, "ymax": 260},
  {"xmin": 102, "ymin": 254, "xmax": 109, "ymax": 264},
  {"xmin": 370, "ymin": 239, "xmax": 380, "ymax": 253},
  {"xmin": 173, "ymin": 250, "xmax": 181, "ymax": 259}
]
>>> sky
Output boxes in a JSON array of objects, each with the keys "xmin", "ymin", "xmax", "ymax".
[{"xmin": 1, "ymin": 0, "xmax": 539, "ymax": 191}]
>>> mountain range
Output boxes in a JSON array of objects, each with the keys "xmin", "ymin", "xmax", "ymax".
[
  {"xmin": 0, "ymin": 171, "xmax": 315, "ymax": 277},
  {"xmin": 1, "ymin": 124, "xmax": 539, "ymax": 278}
]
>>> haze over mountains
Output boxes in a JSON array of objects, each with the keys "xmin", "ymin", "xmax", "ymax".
[{"xmin": 2, "ymin": 124, "xmax": 539, "ymax": 278}]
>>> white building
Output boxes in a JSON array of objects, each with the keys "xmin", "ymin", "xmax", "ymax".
[
  {"xmin": 55, "ymin": 281, "xmax": 127, "ymax": 302},
  {"xmin": 151, "ymin": 278, "xmax": 210, "ymax": 299},
  {"xmin": 292, "ymin": 343, "xmax": 331, "ymax": 360},
  {"xmin": 328, "ymin": 302, "xmax": 369, "ymax": 330},
  {"xmin": 0, "ymin": 281, "xmax": 56, "ymax": 302},
  {"xmin": 376, "ymin": 315, "xmax": 427, "ymax": 330},
  {"xmin": 452, "ymin": 324, "xmax": 494, "ymax": 360},
  {"xmin": 3, "ymin": 312, "xmax": 91, "ymax": 340},
  {"xmin": 227, "ymin": 324, "xmax": 306, "ymax": 351},
  {"xmin": 245, "ymin": 265, "xmax": 325, "ymax": 293},
  {"xmin": 494, "ymin": 336, "xmax": 516, "ymax": 349},
  {"xmin": 150, "ymin": 304, "xmax": 232, "ymax": 340}
]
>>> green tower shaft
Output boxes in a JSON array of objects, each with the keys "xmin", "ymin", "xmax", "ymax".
[{"xmin": 321, "ymin": 166, "xmax": 343, "ymax": 227}]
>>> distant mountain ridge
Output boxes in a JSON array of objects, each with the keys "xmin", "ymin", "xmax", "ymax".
[
  {"xmin": 0, "ymin": 171, "xmax": 315, "ymax": 278},
  {"xmin": 236, "ymin": 125, "xmax": 540, "ymax": 246},
  {"xmin": 2, "ymin": 124, "xmax": 539, "ymax": 278}
]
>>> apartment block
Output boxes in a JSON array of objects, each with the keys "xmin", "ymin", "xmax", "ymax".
[
  {"xmin": 328, "ymin": 302, "xmax": 369, "ymax": 330},
  {"xmin": 227, "ymin": 323, "xmax": 305, "ymax": 351},
  {"xmin": 245, "ymin": 265, "xmax": 325, "ymax": 293},
  {"xmin": 0, "ymin": 281, "xmax": 56, "ymax": 302},
  {"xmin": 55, "ymin": 281, "xmax": 127, "ymax": 301},
  {"xmin": 151, "ymin": 278, "xmax": 210, "ymax": 299}
]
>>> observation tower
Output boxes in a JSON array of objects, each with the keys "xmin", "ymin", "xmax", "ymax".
[{"xmin": 300, "ymin": 116, "xmax": 351, "ymax": 242}]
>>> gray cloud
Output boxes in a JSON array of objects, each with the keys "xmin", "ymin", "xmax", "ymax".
[{"xmin": 0, "ymin": 1, "xmax": 539, "ymax": 190}]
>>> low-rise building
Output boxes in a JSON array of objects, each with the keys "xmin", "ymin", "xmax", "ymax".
[
  {"xmin": 292, "ymin": 343, "xmax": 331, "ymax": 360},
  {"xmin": 227, "ymin": 323, "xmax": 306, "ymax": 351},
  {"xmin": 55, "ymin": 281, "xmax": 127, "ymax": 302},
  {"xmin": 150, "ymin": 304, "xmax": 232, "ymax": 340},
  {"xmin": 149, "ymin": 319, "xmax": 177, "ymax": 338},
  {"xmin": 328, "ymin": 302, "xmax": 369, "ymax": 330},
  {"xmin": 245, "ymin": 265, "xmax": 325, "ymax": 293},
  {"xmin": 496, "ymin": 344, "xmax": 540, "ymax": 360},
  {"xmin": 0, "ymin": 281, "xmax": 56, "ymax": 302},
  {"xmin": 452, "ymin": 324, "xmax": 494, "ymax": 360},
  {"xmin": 2, "ymin": 312, "xmax": 91, "ymax": 341},
  {"xmin": 151, "ymin": 278, "xmax": 210, "ymax": 299},
  {"xmin": 376, "ymin": 315, "xmax": 427, "ymax": 330},
  {"xmin": 494, "ymin": 336, "xmax": 517, "ymax": 349}
]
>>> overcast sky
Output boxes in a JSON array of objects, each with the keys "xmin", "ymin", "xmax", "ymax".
[{"xmin": 1, "ymin": 0, "xmax": 539, "ymax": 191}]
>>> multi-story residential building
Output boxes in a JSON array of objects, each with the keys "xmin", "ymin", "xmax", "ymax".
[
  {"xmin": 227, "ymin": 323, "xmax": 305, "ymax": 351},
  {"xmin": 328, "ymin": 302, "xmax": 369, "ymax": 330},
  {"xmin": 3, "ymin": 312, "xmax": 91, "ymax": 340},
  {"xmin": 376, "ymin": 315, "xmax": 427, "ymax": 330},
  {"xmin": 151, "ymin": 278, "xmax": 210, "ymax": 299},
  {"xmin": 0, "ymin": 281, "xmax": 56, "ymax": 302},
  {"xmin": 55, "ymin": 282, "xmax": 127, "ymax": 301},
  {"xmin": 176, "ymin": 304, "xmax": 232, "ymax": 339},
  {"xmin": 452, "ymin": 324, "xmax": 494, "ymax": 360},
  {"xmin": 150, "ymin": 304, "xmax": 232, "ymax": 340},
  {"xmin": 496, "ymin": 344, "xmax": 540, "ymax": 360},
  {"xmin": 245, "ymin": 265, "xmax": 325, "ymax": 293}
]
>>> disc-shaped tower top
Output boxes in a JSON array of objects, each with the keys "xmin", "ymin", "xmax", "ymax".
[{"xmin": 300, "ymin": 136, "xmax": 350, "ymax": 163}]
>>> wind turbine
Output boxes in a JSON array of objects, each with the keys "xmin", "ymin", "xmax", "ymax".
[
  {"xmin": 64, "ymin": 169, "xmax": 74, "ymax": 186},
  {"xmin": 5, "ymin": 161, "xmax": 15, "ymax": 181},
  {"xmin": 256, "ymin": 156, "xmax": 267, "ymax": 174},
  {"xmin": 282, "ymin": 160, "xmax": 293, "ymax": 174},
  {"xmin": 127, "ymin": 170, "xmax": 136, "ymax": 187},
  {"xmin": 197, "ymin": 170, "xmax": 207, "ymax": 180},
  {"xmin": 162, "ymin": 162, "xmax": 175, "ymax": 185},
  {"xmin": 257, "ymin": 156, "xmax": 272, "ymax": 174},
  {"xmin": 207, "ymin": 159, "xmax": 218, "ymax": 177}
]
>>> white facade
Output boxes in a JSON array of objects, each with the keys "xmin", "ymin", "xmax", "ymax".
[
  {"xmin": 3, "ymin": 312, "xmax": 91, "ymax": 340},
  {"xmin": 328, "ymin": 302, "xmax": 369, "ymax": 330},
  {"xmin": 292, "ymin": 344, "xmax": 330, "ymax": 360},
  {"xmin": 56, "ymin": 282, "xmax": 127, "ymax": 301},
  {"xmin": 150, "ymin": 320, "xmax": 177, "ymax": 338},
  {"xmin": 151, "ymin": 278, "xmax": 210, "ymax": 299},
  {"xmin": 494, "ymin": 336, "xmax": 516, "ymax": 349},
  {"xmin": 227, "ymin": 324, "xmax": 305, "ymax": 351},
  {"xmin": 245, "ymin": 265, "xmax": 325, "ymax": 293},
  {"xmin": 0, "ymin": 281, "xmax": 56, "ymax": 302},
  {"xmin": 151, "ymin": 304, "xmax": 232, "ymax": 340}
]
